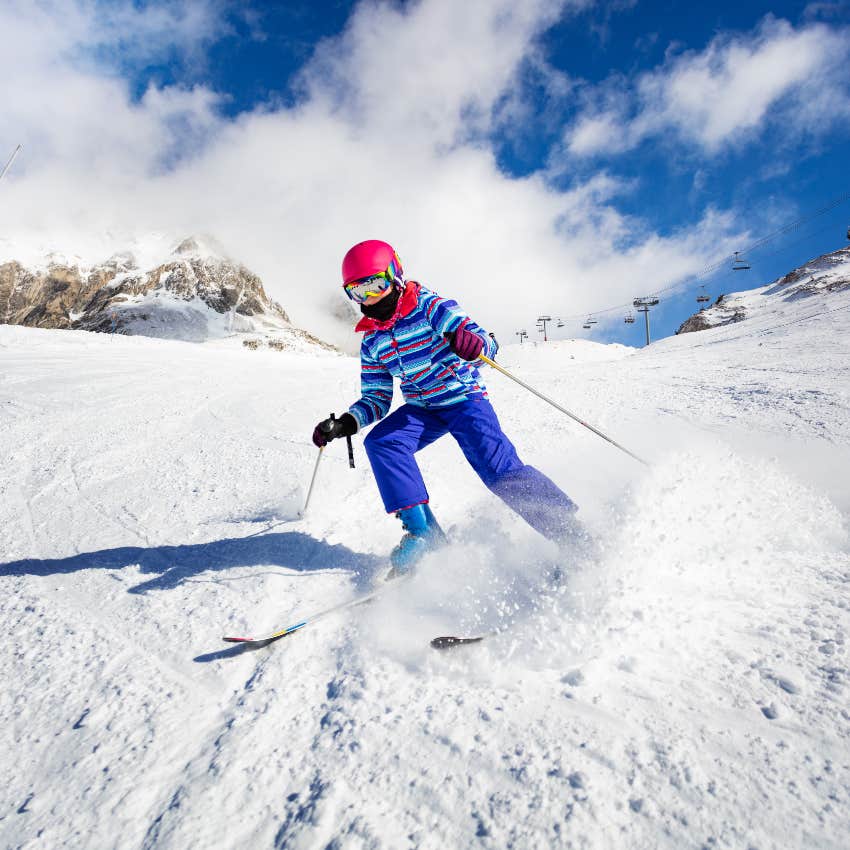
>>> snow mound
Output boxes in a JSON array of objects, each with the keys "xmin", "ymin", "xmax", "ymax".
[{"xmin": 500, "ymin": 337, "xmax": 636, "ymax": 368}]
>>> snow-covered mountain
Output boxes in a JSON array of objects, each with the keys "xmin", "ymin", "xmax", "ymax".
[
  {"xmin": 677, "ymin": 244, "xmax": 850, "ymax": 334},
  {"xmin": 0, "ymin": 235, "xmax": 332, "ymax": 348}
]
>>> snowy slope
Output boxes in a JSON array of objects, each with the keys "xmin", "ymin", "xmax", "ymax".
[
  {"xmin": 1, "ymin": 280, "xmax": 849, "ymax": 849},
  {"xmin": 677, "ymin": 244, "xmax": 850, "ymax": 334}
]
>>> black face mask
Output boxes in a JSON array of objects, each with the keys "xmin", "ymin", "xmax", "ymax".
[{"xmin": 359, "ymin": 285, "xmax": 401, "ymax": 322}]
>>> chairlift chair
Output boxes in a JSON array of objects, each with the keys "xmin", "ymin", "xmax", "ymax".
[
  {"xmin": 557, "ymin": 320, "xmax": 564, "ymax": 328},
  {"xmin": 696, "ymin": 285, "xmax": 710, "ymax": 304},
  {"xmin": 732, "ymin": 251, "xmax": 751, "ymax": 271},
  {"xmin": 624, "ymin": 313, "xmax": 635, "ymax": 324},
  {"xmin": 582, "ymin": 323, "xmax": 591, "ymax": 330}
]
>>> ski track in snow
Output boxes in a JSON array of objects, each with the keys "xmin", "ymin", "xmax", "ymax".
[{"xmin": 1, "ymin": 292, "xmax": 849, "ymax": 849}]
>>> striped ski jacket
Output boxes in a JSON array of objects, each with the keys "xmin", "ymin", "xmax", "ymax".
[{"xmin": 348, "ymin": 282, "xmax": 498, "ymax": 429}]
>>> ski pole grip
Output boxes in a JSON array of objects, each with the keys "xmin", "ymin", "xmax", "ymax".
[
  {"xmin": 322, "ymin": 412, "xmax": 355, "ymax": 467},
  {"xmin": 318, "ymin": 412, "xmax": 335, "ymax": 438}
]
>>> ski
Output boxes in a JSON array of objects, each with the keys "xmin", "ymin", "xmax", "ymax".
[
  {"xmin": 222, "ymin": 621, "xmax": 311, "ymax": 648},
  {"xmin": 430, "ymin": 634, "xmax": 488, "ymax": 650},
  {"xmin": 222, "ymin": 579, "xmax": 401, "ymax": 648}
]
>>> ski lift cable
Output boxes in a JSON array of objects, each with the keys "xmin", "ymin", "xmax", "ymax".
[
  {"xmin": 553, "ymin": 188, "xmax": 850, "ymax": 323},
  {"xmin": 670, "ymin": 188, "xmax": 850, "ymax": 290},
  {"xmin": 0, "ymin": 144, "xmax": 22, "ymax": 183},
  {"xmin": 744, "ymin": 216, "xmax": 846, "ymax": 265}
]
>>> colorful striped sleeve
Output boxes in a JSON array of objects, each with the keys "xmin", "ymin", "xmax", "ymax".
[
  {"xmin": 420, "ymin": 288, "xmax": 498, "ymax": 360},
  {"xmin": 348, "ymin": 340, "xmax": 394, "ymax": 427}
]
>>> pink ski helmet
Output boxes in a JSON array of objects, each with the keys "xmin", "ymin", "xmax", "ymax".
[{"xmin": 341, "ymin": 239, "xmax": 403, "ymax": 286}]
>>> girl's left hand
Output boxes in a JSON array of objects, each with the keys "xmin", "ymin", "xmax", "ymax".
[{"xmin": 445, "ymin": 327, "xmax": 484, "ymax": 361}]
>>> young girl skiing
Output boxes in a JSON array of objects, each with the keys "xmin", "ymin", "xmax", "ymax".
[{"xmin": 312, "ymin": 239, "xmax": 581, "ymax": 577}]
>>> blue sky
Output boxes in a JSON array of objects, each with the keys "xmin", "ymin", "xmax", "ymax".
[{"xmin": 1, "ymin": 0, "xmax": 849, "ymax": 346}]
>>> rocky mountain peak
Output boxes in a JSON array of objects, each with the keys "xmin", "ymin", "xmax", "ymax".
[
  {"xmin": 676, "ymin": 245, "xmax": 850, "ymax": 335},
  {"xmin": 0, "ymin": 236, "xmax": 312, "ymax": 344},
  {"xmin": 171, "ymin": 235, "xmax": 228, "ymax": 259}
]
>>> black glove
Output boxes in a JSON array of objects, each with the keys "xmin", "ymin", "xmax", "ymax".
[{"xmin": 312, "ymin": 413, "xmax": 358, "ymax": 448}]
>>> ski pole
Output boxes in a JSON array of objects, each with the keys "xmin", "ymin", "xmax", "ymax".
[
  {"xmin": 346, "ymin": 432, "xmax": 355, "ymax": 468},
  {"xmin": 478, "ymin": 353, "xmax": 649, "ymax": 467},
  {"xmin": 300, "ymin": 447, "xmax": 324, "ymax": 517}
]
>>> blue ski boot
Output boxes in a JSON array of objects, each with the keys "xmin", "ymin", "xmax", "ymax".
[{"xmin": 385, "ymin": 503, "xmax": 447, "ymax": 580}]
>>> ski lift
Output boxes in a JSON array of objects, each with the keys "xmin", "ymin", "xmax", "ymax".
[
  {"xmin": 624, "ymin": 312, "xmax": 635, "ymax": 324},
  {"xmin": 846, "ymin": 225, "xmax": 850, "ymax": 241},
  {"xmin": 582, "ymin": 323, "xmax": 591, "ymax": 330},
  {"xmin": 696, "ymin": 285, "xmax": 710, "ymax": 304},
  {"xmin": 585, "ymin": 315, "xmax": 598, "ymax": 325},
  {"xmin": 557, "ymin": 320, "xmax": 564, "ymax": 328},
  {"xmin": 732, "ymin": 251, "xmax": 750, "ymax": 271}
]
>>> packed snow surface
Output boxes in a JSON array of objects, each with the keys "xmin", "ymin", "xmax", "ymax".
[{"xmin": 1, "ymin": 285, "xmax": 849, "ymax": 849}]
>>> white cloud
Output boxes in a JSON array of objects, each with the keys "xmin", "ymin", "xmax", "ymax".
[
  {"xmin": 0, "ymin": 0, "xmax": 745, "ymax": 348},
  {"xmin": 299, "ymin": 0, "xmax": 571, "ymax": 147},
  {"xmin": 566, "ymin": 112, "xmax": 630, "ymax": 157},
  {"xmin": 563, "ymin": 16, "xmax": 850, "ymax": 158},
  {"xmin": 0, "ymin": 0, "xmax": 226, "ymax": 173}
]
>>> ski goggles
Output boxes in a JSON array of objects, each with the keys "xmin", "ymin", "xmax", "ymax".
[{"xmin": 343, "ymin": 271, "xmax": 394, "ymax": 303}]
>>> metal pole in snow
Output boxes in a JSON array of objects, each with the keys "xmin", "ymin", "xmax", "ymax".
[
  {"xmin": 0, "ymin": 145, "xmax": 22, "ymax": 183},
  {"xmin": 300, "ymin": 447, "xmax": 324, "ymax": 517},
  {"xmin": 479, "ymin": 354, "xmax": 649, "ymax": 467},
  {"xmin": 633, "ymin": 297, "xmax": 659, "ymax": 347}
]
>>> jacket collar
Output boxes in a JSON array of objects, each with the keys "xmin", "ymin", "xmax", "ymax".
[{"xmin": 354, "ymin": 281, "xmax": 421, "ymax": 333}]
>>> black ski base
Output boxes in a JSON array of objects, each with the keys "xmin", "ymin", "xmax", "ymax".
[{"xmin": 430, "ymin": 635, "xmax": 486, "ymax": 650}]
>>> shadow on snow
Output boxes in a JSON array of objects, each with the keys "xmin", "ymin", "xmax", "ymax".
[{"xmin": 0, "ymin": 531, "xmax": 383, "ymax": 594}]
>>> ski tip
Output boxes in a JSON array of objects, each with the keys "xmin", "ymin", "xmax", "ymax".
[
  {"xmin": 222, "ymin": 635, "xmax": 276, "ymax": 649},
  {"xmin": 430, "ymin": 635, "xmax": 485, "ymax": 650}
]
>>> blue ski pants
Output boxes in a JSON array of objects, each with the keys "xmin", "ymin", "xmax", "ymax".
[{"xmin": 363, "ymin": 397, "xmax": 577, "ymax": 540}]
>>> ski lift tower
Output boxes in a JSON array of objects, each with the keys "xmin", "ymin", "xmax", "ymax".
[
  {"xmin": 537, "ymin": 315, "xmax": 552, "ymax": 341},
  {"xmin": 632, "ymin": 296, "xmax": 660, "ymax": 346},
  {"xmin": 515, "ymin": 329, "xmax": 528, "ymax": 345}
]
